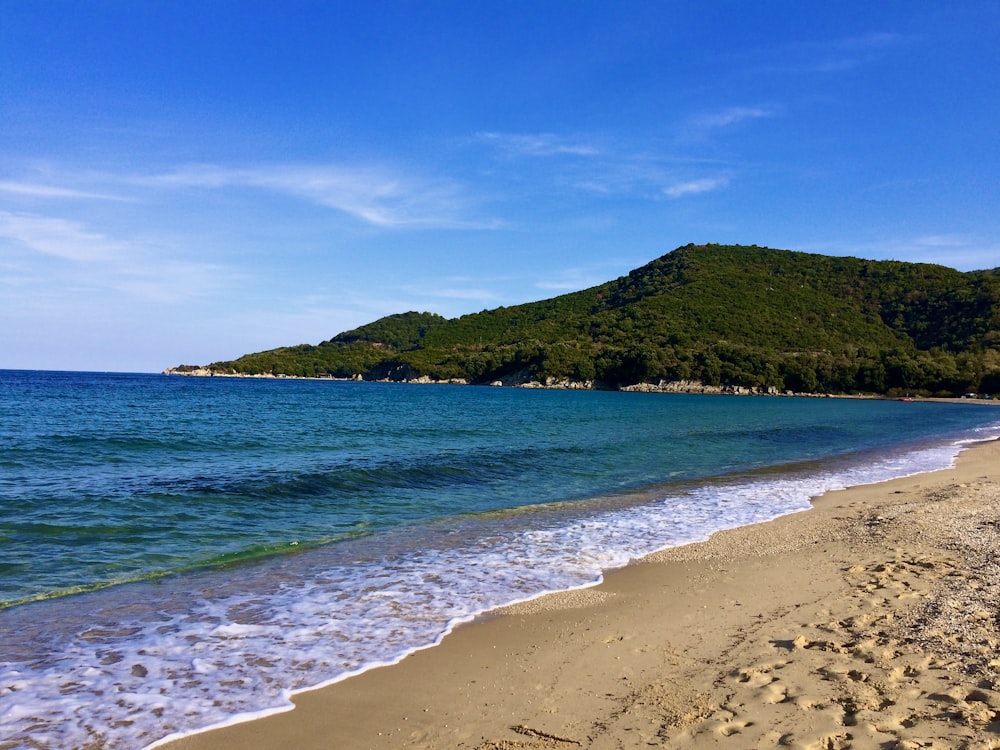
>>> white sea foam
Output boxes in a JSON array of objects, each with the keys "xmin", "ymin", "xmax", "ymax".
[{"xmin": 1, "ymin": 432, "xmax": 997, "ymax": 750}]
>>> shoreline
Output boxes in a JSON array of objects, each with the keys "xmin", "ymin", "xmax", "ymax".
[
  {"xmin": 161, "ymin": 369, "xmax": 999, "ymax": 402},
  {"xmin": 164, "ymin": 438, "xmax": 1000, "ymax": 750}
]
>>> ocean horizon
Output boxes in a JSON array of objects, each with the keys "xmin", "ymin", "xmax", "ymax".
[{"xmin": 2, "ymin": 369, "xmax": 999, "ymax": 749}]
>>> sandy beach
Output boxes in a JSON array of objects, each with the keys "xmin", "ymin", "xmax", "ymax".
[{"xmin": 165, "ymin": 437, "xmax": 1000, "ymax": 750}]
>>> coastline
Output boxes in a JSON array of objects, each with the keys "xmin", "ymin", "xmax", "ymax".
[
  {"xmin": 163, "ymin": 438, "xmax": 1000, "ymax": 750},
  {"xmin": 162, "ymin": 368, "xmax": 1000, "ymax": 403}
]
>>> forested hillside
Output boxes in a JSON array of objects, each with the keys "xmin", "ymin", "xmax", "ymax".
[{"xmin": 175, "ymin": 244, "xmax": 1000, "ymax": 397}]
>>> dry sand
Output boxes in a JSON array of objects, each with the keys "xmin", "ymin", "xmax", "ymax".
[{"xmin": 166, "ymin": 438, "xmax": 1000, "ymax": 750}]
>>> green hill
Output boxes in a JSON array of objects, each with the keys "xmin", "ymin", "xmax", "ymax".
[{"xmin": 181, "ymin": 244, "xmax": 1000, "ymax": 397}]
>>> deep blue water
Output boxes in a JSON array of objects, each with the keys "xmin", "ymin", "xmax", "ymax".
[{"xmin": 1, "ymin": 370, "xmax": 998, "ymax": 749}]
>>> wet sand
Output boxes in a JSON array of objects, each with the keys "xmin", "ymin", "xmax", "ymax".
[{"xmin": 165, "ymin": 438, "xmax": 1000, "ymax": 750}]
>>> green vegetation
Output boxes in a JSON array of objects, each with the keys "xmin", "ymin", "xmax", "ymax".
[{"xmin": 195, "ymin": 244, "xmax": 1000, "ymax": 397}]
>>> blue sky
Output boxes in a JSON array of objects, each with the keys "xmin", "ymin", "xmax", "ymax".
[{"xmin": 2, "ymin": 1, "xmax": 998, "ymax": 372}]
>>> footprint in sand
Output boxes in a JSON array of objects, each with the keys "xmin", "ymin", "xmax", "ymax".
[
  {"xmin": 733, "ymin": 668, "xmax": 779, "ymax": 688},
  {"xmin": 758, "ymin": 681, "xmax": 788, "ymax": 705},
  {"xmin": 705, "ymin": 712, "xmax": 754, "ymax": 737}
]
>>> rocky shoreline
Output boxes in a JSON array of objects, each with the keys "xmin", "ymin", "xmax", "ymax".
[
  {"xmin": 162, "ymin": 367, "xmax": 1000, "ymax": 403},
  {"xmin": 162, "ymin": 368, "xmax": 795, "ymax": 395}
]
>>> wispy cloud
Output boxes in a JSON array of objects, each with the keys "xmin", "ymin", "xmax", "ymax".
[
  {"xmin": 679, "ymin": 106, "xmax": 776, "ymax": 142},
  {"xmin": 411, "ymin": 285, "xmax": 502, "ymax": 302},
  {"xmin": 534, "ymin": 259, "xmax": 635, "ymax": 292},
  {"xmin": 395, "ymin": 280, "xmax": 506, "ymax": 305},
  {"xmin": 0, "ymin": 210, "xmax": 228, "ymax": 304},
  {"xmin": 764, "ymin": 31, "xmax": 910, "ymax": 75},
  {"xmin": 0, "ymin": 180, "xmax": 127, "ymax": 201},
  {"xmin": 664, "ymin": 176, "xmax": 729, "ymax": 198},
  {"xmin": 912, "ymin": 234, "xmax": 967, "ymax": 248},
  {"xmin": 143, "ymin": 163, "xmax": 499, "ymax": 229},
  {"xmin": 568, "ymin": 155, "xmax": 673, "ymax": 196},
  {"xmin": 692, "ymin": 107, "xmax": 773, "ymax": 131},
  {"xmin": 809, "ymin": 31, "xmax": 907, "ymax": 72},
  {"xmin": 534, "ymin": 277, "xmax": 598, "ymax": 292},
  {"xmin": 477, "ymin": 132, "xmax": 601, "ymax": 157},
  {"xmin": 111, "ymin": 258, "xmax": 229, "ymax": 303},
  {"xmin": 0, "ymin": 211, "xmax": 125, "ymax": 262},
  {"xmin": 549, "ymin": 149, "xmax": 732, "ymax": 201},
  {"xmin": 3, "ymin": 160, "xmax": 499, "ymax": 229},
  {"xmin": 476, "ymin": 131, "xmax": 716, "ymax": 200}
]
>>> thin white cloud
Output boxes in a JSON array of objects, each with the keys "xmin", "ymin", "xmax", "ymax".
[
  {"xmin": 0, "ymin": 180, "xmax": 127, "ymax": 201},
  {"xmin": 112, "ymin": 259, "xmax": 228, "ymax": 304},
  {"xmin": 479, "ymin": 136, "xmax": 737, "ymax": 203},
  {"xmin": 812, "ymin": 31, "xmax": 907, "ymax": 72},
  {"xmin": 692, "ymin": 107, "xmax": 773, "ymax": 130},
  {"xmin": 398, "ymin": 283, "xmax": 503, "ymax": 302},
  {"xmin": 567, "ymin": 154, "xmax": 680, "ymax": 196},
  {"xmin": 143, "ymin": 164, "xmax": 499, "ymax": 230},
  {"xmin": 559, "ymin": 151, "xmax": 731, "ymax": 200},
  {"xmin": 535, "ymin": 278, "xmax": 598, "ymax": 292},
  {"xmin": 0, "ymin": 210, "xmax": 229, "ymax": 305},
  {"xmin": 912, "ymin": 234, "xmax": 966, "ymax": 248},
  {"xmin": 0, "ymin": 211, "xmax": 124, "ymax": 262},
  {"xmin": 765, "ymin": 31, "xmax": 910, "ymax": 74},
  {"xmin": 664, "ymin": 177, "xmax": 729, "ymax": 198},
  {"xmin": 839, "ymin": 31, "xmax": 906, "ymax": 50},
  {"xmin": 477, "ymin": 132, "xmax": 600, "ymax": 157},
  {"xmin": 533, "ymin": 258, "xmax": 637, "ymax": 293}
]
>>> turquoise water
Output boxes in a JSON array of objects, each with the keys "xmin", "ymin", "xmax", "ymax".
[{"xmin": 1, "ymin": 370, "xmax": 998, "ymax": 749}]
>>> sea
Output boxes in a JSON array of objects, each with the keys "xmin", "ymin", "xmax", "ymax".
[{"xmin": 1, "ymin": 369, "xmax": 998, "ymax": 749}]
